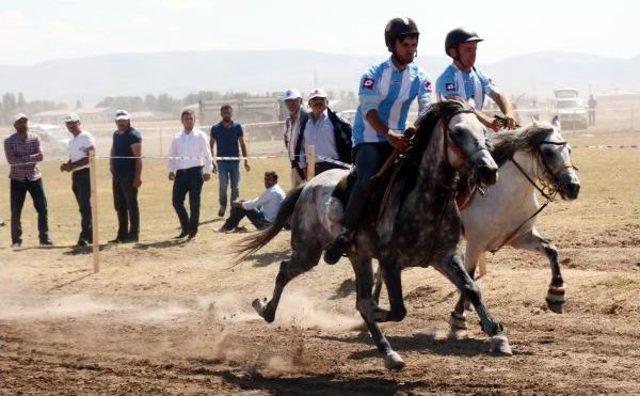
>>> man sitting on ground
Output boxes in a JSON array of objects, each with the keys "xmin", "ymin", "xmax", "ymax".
[{"xmin": 219, "ymin": 171, "xmax": 285, "ymax": 233}]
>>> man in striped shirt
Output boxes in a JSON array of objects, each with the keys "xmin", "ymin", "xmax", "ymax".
[
  {"xmin": 3, "ymin": 113, "xmax": 53, "ymax": 248},
  {"xmin": 324, "ymin": 17, "xmax": 432, "ymax": 264}
]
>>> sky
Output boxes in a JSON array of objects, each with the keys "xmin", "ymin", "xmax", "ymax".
[{"xmin": 0, "ymin": 0, "xmax": 637, "ymax": 65}]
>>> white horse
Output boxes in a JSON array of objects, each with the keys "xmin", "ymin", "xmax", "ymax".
[{"xmin": 449, "ymin": 117, "xmax": 581, "ymax": 329}]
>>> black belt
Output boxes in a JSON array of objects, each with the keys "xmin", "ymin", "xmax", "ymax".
[{"xmin": 176, "ymin": 166, "xmax": 203, "ymax": 172}]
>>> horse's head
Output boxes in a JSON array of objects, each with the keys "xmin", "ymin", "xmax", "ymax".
[
  {"xmin": 534, "ymin": 116, "xmax": 581, "ymax": 200},
  {"xmin": 443, "ymin": 106, "xmax": 498, "ymax": 187}
]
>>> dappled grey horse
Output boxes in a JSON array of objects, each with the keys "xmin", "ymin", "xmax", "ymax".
[
  {"xmin": 449, "ymin": 116, "xmax": 581, "ymax": 330},
  {"xmin": 237, "ymin": 101, "xmax": 510, "ymax": 370}
]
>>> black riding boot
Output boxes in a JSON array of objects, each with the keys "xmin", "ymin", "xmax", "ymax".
[{"xmin": 324, "ymin": 181, "xmax": 372, "ymax": 264}]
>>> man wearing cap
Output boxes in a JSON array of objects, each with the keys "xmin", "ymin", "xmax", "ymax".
[
  {"xmin": 60, "ymin": 113, "xmax": 95, "ymax": 247},
  {"xmin": 168, "ymin": 109, "xmax": 213, "ymax": 240},
  {"xmin": 436, "ymin": 28, "xmax": 516, "ymax": 130},
  {"xmin": 3, "ymin": 113, "xmax": 53, "ymax": 247},
  {"xmin": 109, "ymin": 109, "xmax": 142, "ymax": 243},
  {"xmin": 210, "ymin": 105, "xmax": 250, "ymax": 218},
  {"xmin": 324, "ymin": 18, "xmax": 432, "ymax": 264},
  {"xmin": 294, "ymin": 88, "xmax": 353, "ymax": 177},
  {"xmin": 282, "ymin": 89, "xmax": 308, "ymax": 187}
]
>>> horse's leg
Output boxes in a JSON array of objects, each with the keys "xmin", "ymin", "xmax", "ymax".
[
  {"xmin": 450, "ymin": 243, "xmax": 483, "ymax": 332},
  {"xmin": 252, "ymin": 246, "xmax": 322, "ymax": 323},
  {"xmin": 372, "ymin": 262, "xmax": 383, "ymax": 303},
  {"xmin": 436, "ymin": 252, "xmax": 512, "ymax": 355},
  {"xmin": 511, "ymin": 228, "xmax": 565, "ymax": 313},
  {"xmin": 351, "ymin": 254, "xmax": 405, "ymax": 370},
  {"xmin": 377, "ymin": 254, "xmax": 406, "ymax": 323}
]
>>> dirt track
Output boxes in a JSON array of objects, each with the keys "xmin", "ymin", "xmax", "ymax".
[
  {"xmin": 1, "ymin": 131, "xmax": 639, "ymax": 394},
  {"xmin": 1, "ymin": 227, "xmax": 639, "ymax": 395}
]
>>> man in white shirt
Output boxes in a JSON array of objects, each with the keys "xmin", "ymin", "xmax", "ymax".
[
  {"xmin": 219, "ymin": 171, "xmax": 285, "ymax": 233},
  {"xmin": 282, "ymin": 88, "xmax": 307, "ymax": 187},
  {"xmin": 59, "ymin": 113, "xmax": 96, "ymax": 247},
  {"xmin": 168, "ymin": 109, "xmax": 213, "ymax": 240}
]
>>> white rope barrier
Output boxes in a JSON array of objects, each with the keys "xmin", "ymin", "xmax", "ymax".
[{"xmin": 4, "ymin": 143, "xmax": 638, "ymax": 168}]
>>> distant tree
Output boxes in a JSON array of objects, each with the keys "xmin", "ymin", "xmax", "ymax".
[
  {"xmin": 3, "ymin": 93, "xmax": 17, "ymax": 116},
  {"xmin": 156, "ymin": 93, "xmax": 180, "ymax": 113},
  {"xmin": 17, "ymin": 92, "xmax": 27, "ymax": 111},
  {"xmin": 75, "ymin": 100, "xmax": 83, "ymax": 109},
  {"xmin": 144, "ymin": 94, "xmax": 157, "ymax": 110}
]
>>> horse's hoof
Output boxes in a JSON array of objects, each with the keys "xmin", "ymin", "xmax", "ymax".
[
  {"xmin": 489, "ymin": 334, "xmax": 513, "ymax": 356},
  {"xmin": 384, "ymin": 351, "xmax": 406, "ymax": 371},
  {"xmin": 252, "ymin": 298, "xmax": 275, "ymax": 323},
  {"xmin": 449, "ymin": 312, "xmax": 468, "ymax": 330},
  {"xmin": 546, "ymin": 286, "xmax": 566, "ymax": 314}
]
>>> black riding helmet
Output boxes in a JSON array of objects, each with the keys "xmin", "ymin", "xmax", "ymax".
[
  {"xmin": 385, "ymin": 17, "xmax": 420, "ymax": 52},
  {"xmin": 445, "ymin": 28, "xmax": 483, "ymax": 58}
]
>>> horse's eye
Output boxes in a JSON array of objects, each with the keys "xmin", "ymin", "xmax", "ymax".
[{"xmin": 541, "ymin": 148, "xmax": 554, "ymax": 157}]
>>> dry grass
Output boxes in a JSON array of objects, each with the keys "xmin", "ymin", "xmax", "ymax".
[{"xmin": 0, "ymin": 130, "xmax": 638, "ymax": 394}]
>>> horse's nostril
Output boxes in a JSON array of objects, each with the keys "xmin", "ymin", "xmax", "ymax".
[{"xmin": 569, "ymin": 183, "xmax": 581, "ymax": 197}]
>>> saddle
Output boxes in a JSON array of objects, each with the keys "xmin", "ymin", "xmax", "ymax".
[
  {"xmin": 332, "ymin": 137, "xmax": 478, "ymax": 225},
  {"xmin": 331, "ymin": 145, "xmax": 420, "ymax": 224}
]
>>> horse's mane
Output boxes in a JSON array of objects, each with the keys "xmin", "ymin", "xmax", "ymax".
[
  {"xmin": 491, "ymin": 123, "xmax": 554, "ymax": 166},
  {"xmin": 390, "ymin": 100, "xmax": 469, "ymax": 199},
  {"xmin": 410, "ymin": 100, "xmax": 468, "ymax": 158}
]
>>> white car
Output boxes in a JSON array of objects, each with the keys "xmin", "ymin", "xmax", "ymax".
[{"xmin": 553, "ymin": 89, "xmax": 589, "ymax": 130}]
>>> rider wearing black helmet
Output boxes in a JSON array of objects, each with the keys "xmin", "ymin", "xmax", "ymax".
[
  {"xmin": 436, "ymin": 28, "xmax": 516, "ymax": 130},
  {"xmin": 323, "ymin": 17, "xmax": 433, "ymax": 264}
]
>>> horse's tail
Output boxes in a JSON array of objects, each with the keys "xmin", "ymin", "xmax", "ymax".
[{"xmin": 233, "ymin": 184, "xmax": 305, "ymax": 261}]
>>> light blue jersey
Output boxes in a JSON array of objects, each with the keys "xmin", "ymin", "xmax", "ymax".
[
  {"xmin": 352, "ymin": 58, "xmax": 432, "ymax": 146},
  {"xmin": 435, "ymin": 63, "xmax": 497, "ymax": 110}
]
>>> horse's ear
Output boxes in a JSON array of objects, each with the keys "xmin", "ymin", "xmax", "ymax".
[{"xmin": 551, "ymin": 115, "xmax": 561, "ymax": 129}]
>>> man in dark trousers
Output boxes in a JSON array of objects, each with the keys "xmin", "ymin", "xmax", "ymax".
[
  {"xmin": 4, "ymin": 113, "xmax": 53, "ymax": 248},
  {"xmin": 109, "ymin": 109, "xmax": 142, "ymax": 243},
  {"xmin": 282, "ymin": 88, "xmax": 308, "ymax": 187},
  {"xmin": 168, "ymin": 109, "xmax": 213, "ymax": 240},
  {"xmin": 59, "ymin": 113, "xmax": 95, "ymax": 247},
  {"xmin": 210, "ymin": 105, "xmax": 250, "ymax": 218}
]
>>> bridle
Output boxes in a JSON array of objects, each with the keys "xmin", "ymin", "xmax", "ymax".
[
  {"xmin": 491, "ymin": 135, "xmax": 578, "ymax": 254},
  {"xmin": 441, "ymin": 106, "xmax": 489, "ymax": 165},
  {"xmin": 419, "ymin": 105, "xmax": 493, "ymax": 265},
  {"xmin": 441, "ymin": 106, "xmax": 495, "ymax": 197},
  {"xmin": 511, "ymin": 138, "xmax": 577, "ymax": 201}
]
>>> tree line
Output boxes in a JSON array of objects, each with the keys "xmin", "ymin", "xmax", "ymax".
[{"xmin": 1, "ymin": 89, "xmax": 359, "ymax": 125}]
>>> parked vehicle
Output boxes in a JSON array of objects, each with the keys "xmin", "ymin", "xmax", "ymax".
[{"xmin": 554, "ymin": 88, "xmax": 588, "ymax": 129}]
